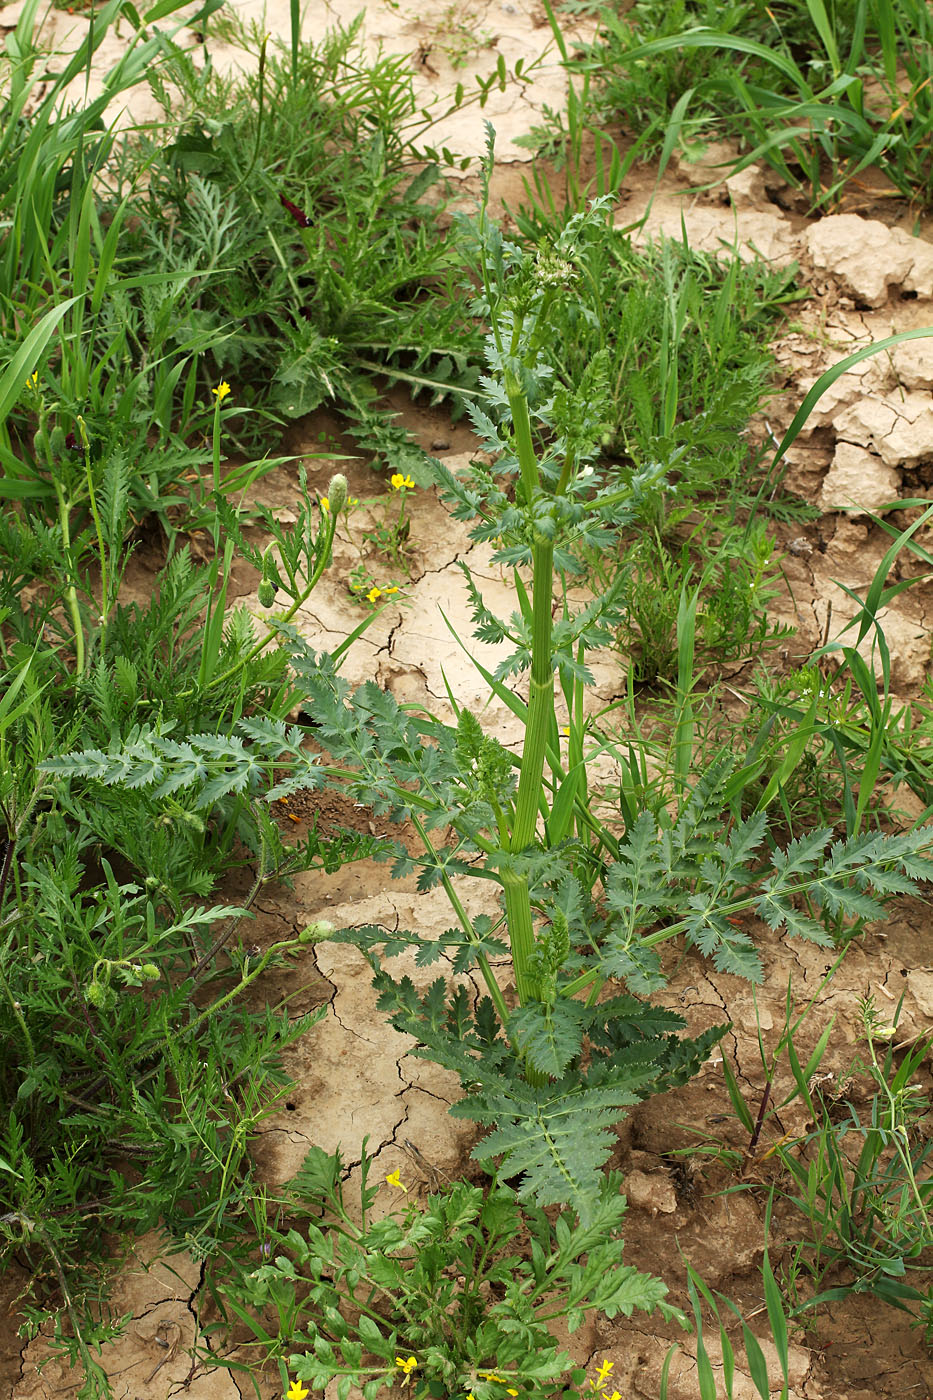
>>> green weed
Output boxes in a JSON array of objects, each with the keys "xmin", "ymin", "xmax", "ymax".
[
  {"xmin": 205, "ymin": 1141, "xmax": 679, "ymax": 1400},
  {"xmin": 768, "ymin": 996, "xmax": 933, "ymax": 1311},
  {"xmin": 586, "ymin": 0, "xmax": 933, "ymax": 208},
  {"xmin": 121, "ymin": 15, "xmax": 489, "ymax": 478}
]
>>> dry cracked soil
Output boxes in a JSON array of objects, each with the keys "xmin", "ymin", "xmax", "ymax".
[{"xmin": 4, "ymin": 1, "xmax": 933, "ymax": 1397}]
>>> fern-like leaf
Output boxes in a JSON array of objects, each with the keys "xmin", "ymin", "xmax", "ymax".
[{"xmin": 508, "ymin": 1000, "xmax": 586, "ymax": 1080}]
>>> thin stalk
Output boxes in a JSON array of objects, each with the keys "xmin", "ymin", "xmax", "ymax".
[
  {"xmin": 210, "ymin": 386, "xmax": 224, "ymax": 552},
  {"xmin": 410, "ymin": 815, "xmax": 510, "ymax": 1025},
  {"xmin": 0, "ymin": 837, "xmax": 34, "ymax": 1066},
  {"xmin": 289, "ymin": 0, "xmax": 300, "ymax": 87},
  {"xmin": 77, "ymin": 416, "xmax": 108, "ymax": 657},
  {"xmin": 512, "ymin": 535, "xmax": 556, "ymax": 852},
  {"xmin": 53, "ymin": 480, "xmax": 85, "ymax": 675},
  {"xmin": 205, "ymin": 507, "xmax": 338, "ymax": 695}
]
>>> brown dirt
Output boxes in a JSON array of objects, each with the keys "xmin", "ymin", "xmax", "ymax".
[{"xmin": 7, "ymin": 2, "xmax": 933, "ymax": 1398}]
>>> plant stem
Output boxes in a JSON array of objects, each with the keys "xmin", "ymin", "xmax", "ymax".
[
  {"xmin": 410, "ymin": 815, "xmax": 510, "ymax": 1025},
  {"xmin": 501, "ymin": 370, "xmax": 557, "ymax": 1038},
  {"xmin": 54, "ymin": 481, "xmax": 85, "ymax": 674},
  {"xmin": 206, "ymin": 508, "xmax": 338, "ymax": 695},
  {"xmin": 78, "ymin": 416, "xmax": 108, "ymax": 657}
]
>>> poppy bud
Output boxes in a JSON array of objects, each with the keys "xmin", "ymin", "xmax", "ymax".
[
  {"xmin": 298, "ymin": 919, "xmax": 335, "ymax": 944},
  {"xmin": 258, "ymin": 545, "xmax": 278, "ymax": 607},
  {"xmin": 326, "ymin": 474, "xmax": 348, "ymax": 516}
]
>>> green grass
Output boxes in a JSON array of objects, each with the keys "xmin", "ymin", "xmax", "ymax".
[{"xmin": 567, "ymin": 0, "xmax": 933, "ymax": 208}]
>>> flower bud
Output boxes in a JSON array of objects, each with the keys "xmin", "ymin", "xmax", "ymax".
[
  {"xmin": 49, "ymin": 425, "xmax": 66, "ymax": 456},
  {"xmin": 326, "ymin": 474, "xmax": 348, "ymax": 515},
  {"xmin": 140, "ymin": 963, "xmax": 160, "ymax": 981},
  {"xmin": 298, "ymin": 919, "xmax": 335, "ymax": 944},
  {"xmin": 258, "ymin": 543, "xmax": 278, "ymax": 607}
]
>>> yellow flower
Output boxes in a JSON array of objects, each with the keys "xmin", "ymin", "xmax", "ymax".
[
  {"xmin": 349, "ymin": 496, "xmax": 359, "ymax": 507},
  {"xmin": 477, "ymin": 1377, "xmax": 517, "ymax": 1396},
  {"xmin": 286, "ymin": 1381, "xmax": 309, "ymax": 1400},
  {"xmin": 395, "ymin": 1356, "xmax": 418, "ymax": 1386},
  {"xmin": 26, "ymin": 371, "xmax": 38, "ymax": 389},
  {"xmin": 385, "ymin": 1169, "xmax": 407, "ymax": 1192},
  {"xmin": 593, "ymin": 1359, "xmax": 614, "ymax": 1389},
  {"xmin": 320, "ymin": 497, "xmax": 330, "ymax": 513},
  {"xmin": 385, "ymin": 586, "xmax": 400, "ymax": 595},
  {"xmin": 366, "ymin": 586, "xmax": 382, "ymax": 604},
  {"xmin": 212, "ymin": 380, "xmax": 231, "ymax": 401},
  {"xmin": 390, "ymin": 472, "xmax": 415, "ymax": 490}
]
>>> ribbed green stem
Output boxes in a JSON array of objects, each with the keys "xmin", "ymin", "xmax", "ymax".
[
  {"xmin": 512, "ymin": 538, "xmax": 555, "ymax": 851},
  {"xmin": 506, "ymin": 367, "xmax": 539, "ymax": 503},
  {"xmin": 501, "ymin": 871, "xmax": 539, "ymax": 1008},
  {"xmin": 506, "ymin": 533, "xmax": 556, "ymax": 1088},
  {"xmin": 501, "ymin": 361, "xmax": 557, "ymax": 1031}
]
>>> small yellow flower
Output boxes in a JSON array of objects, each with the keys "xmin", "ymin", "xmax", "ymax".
[
  {"xmin": 479, "ymin": 1376, "xmax": 505, "ymax": 1384},
  {"xmin": 286, "ymin": 1381, "xmax": 309, "ymax": 1400},
  {"xmin": 390, "ymin": 472, "xmax": 415, "ymax": 490},
  {"xmin": 385, "ymin": 586, "xmax": 400, "ymax": 595},
  {"xmin": 349, "ymin": 496, "xmax": 359, "ymax": 506},
  {"xmin": 395, "ymin": 1356, "xmax": 418, "ymax": 1386},
  {"xmin": 212, "ymin": 380, "xmax": 231, "ymax": 402},
  {"xmin": 507, "ymin": 1392, "xmax": 518, "ymax": 1397},
  {"xmin": 26, "ymin": 371, "xmax": 38, "ymax": 389},
  {"xmin": 320, "ymin": 497, "xmax": 330, "ymax": 513},
  {"xmin": 367, "ymin": 586, "xmax": 382, "ymax": 604},
  {"xmin": 385, "ymin": 1169, "xmax": 407, "ymax": 1191},
  {"xmin": 593, "ymin": 1359, "xmax": 614, "ymax": 1390}
]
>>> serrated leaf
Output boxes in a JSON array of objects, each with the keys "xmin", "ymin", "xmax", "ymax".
[{"xmin": 509, "ymin": 1000, "xmax": 586, "ymax": 1079}]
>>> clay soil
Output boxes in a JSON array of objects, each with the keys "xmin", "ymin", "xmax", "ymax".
[{"xmin": 5, "ymin": 2, "xmax": 933, "ymax": 1398}]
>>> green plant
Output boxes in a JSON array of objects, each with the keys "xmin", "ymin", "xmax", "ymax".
[
  {"xmin": 588, "ymin": 0, "xmax": 933, "ymax": 208},
  {"xmin": 0, "ymin": 0, "xmax": 277, "ymax": 540},
  {"xmin": 264, "ymin": 162, "xmax": 933, "ymax": 1223},
  {"xmin": 537, "ymin": 225, "xmax": 802, "ymax": 500},
  {"xmin": 605, "ymin": 523, "xmax": 790, "ymax": 686},
  {"xmin": 0, "ymin": 412, "xmax": 368, "ymax": 1392},
  {"xmin": 208, "ymin": 1141, "xmax": 680, "ymax": 1400},
  {"xmin": 768, "ymin": 996, "xmax": 933, "ymax": 1311},
  {"xmin": 118, "ymin": 13, "xmax": 539, "ymax": 479},
  {"xmin": 660, "ymin": 1246, "xmax": 792, "ymax": 1400},
  {"xmin": 359, "ymin": 471, "xmax": 418, "ymax": 573}
]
